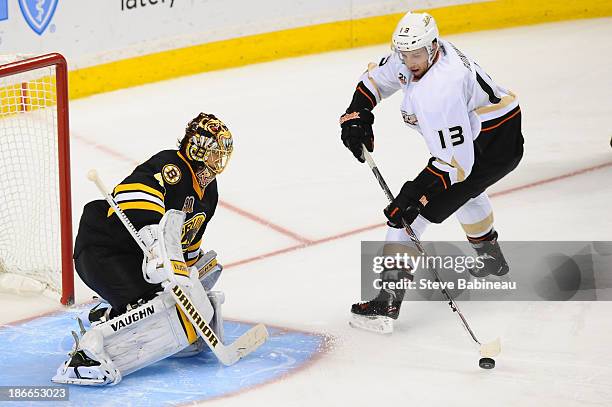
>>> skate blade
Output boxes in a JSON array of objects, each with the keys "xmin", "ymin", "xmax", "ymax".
[
  {"xmin": 51, "ymin": 363, "xmax": 110, "ymax": 386},
  {"xmin": 349, "ymin": 314, "xmax": 394, "ymax": 334},
  {"xmin": 51, "ymin": 374, "xmax": 106, "ymax": 386}
]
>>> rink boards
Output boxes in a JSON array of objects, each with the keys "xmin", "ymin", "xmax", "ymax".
[{"xmin": 0, "ymin": 305, "xmax": 328, "ymax": 405}]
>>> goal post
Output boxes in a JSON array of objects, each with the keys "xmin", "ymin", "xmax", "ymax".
[{"xmin": 0, "ymin": 53, "xmax": 74, "ymax": 305}]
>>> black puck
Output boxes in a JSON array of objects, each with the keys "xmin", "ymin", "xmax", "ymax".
[{"xmin": 479, "ymin": 357, "xmax": 495, "ymax": 369}]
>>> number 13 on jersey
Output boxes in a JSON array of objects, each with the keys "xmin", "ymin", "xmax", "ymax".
[{"xmin": 437, "ymin": 126, "xmax": 464, "ymax": 148}]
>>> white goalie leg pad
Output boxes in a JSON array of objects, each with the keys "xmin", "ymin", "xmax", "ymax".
[
  {"xmin": 208, "ymin": 291, "xmax": 225, "ymax": 343},
  {"xmin": 100, "ymin": 293, "xmax": 193, "ymax": 376},
  {"xmin": 172, "ymin": 290, "xmax": 225, "ymax": 358},
  {"xmin": 53, "ymin": 293, "xmax": 198, "ymax": 385}
]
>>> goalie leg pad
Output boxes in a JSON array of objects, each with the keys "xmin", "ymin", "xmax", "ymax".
[
  {"xmin": 53, "ymin": 292, "xmax": 200, "ymax": 385},
  {"xmin": 172, "ymin": 290, "xmax": 225, "ymax": 358},
  {"xmin": 100, "ymin": 293, "xmax": 194, "ymax": 376}
]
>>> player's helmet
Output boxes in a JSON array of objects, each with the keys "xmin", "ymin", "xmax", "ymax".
[
  {"xmin": 392, "ymin": 12, "xmax": 439, "ymax": 65},
  {"xmin": 180, "ymin": 113, "xmax": 233, "ymax": 176}
]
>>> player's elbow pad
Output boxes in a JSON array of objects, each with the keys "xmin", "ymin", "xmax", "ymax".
[{"xmin": 346, "ymin": 81, "xmax": 377, "ymax": 113}]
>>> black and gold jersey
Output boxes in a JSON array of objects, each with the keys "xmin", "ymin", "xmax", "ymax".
[{"xmin": 74, "ymin": 150, "xmax": 218, "ymax": 267}]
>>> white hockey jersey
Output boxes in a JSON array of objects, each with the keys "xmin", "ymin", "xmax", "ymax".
[{"xmin": 360, "ymin": 39, "xmax": 519, "ymax": 183}]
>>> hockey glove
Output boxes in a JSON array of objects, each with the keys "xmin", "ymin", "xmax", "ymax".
[
  {"xmin": 340, "ymin": 109, "xmax": 374, "ymax": 163},
  {"xmin": 140, "ymin": 224, "xmax": 164, "ymax": 283},
  {"xmin": 140, "ymin": 218, "xmax": 193, "ymax": 291},
  {"xmin": 383, "ymin": 181, "xmax": 426, "ymax": 228}
]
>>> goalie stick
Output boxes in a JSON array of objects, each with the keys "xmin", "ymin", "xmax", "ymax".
[
  {"xmin": 87, "ymin": 169, "xmax": 268, "ymax": 366},
  {"xmin": 361, "ymin": 148, "xmax": 501, "ymax": 359}
]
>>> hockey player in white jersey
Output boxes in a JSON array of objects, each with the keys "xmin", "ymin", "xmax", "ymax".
[{"xmin": 340, "ymin": 12, "xmax": 524, "ymax": 328}]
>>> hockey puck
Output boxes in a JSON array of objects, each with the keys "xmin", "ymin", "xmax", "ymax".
[{"xmin": 479, "ymin": 357, "xmax": 495, "ymax": 369}]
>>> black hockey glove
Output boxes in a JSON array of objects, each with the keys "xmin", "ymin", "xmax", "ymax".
[
  {"xmin": 383, "ymin": 181, "xmax": 425, "ymax": 229},
  {"xmin": 340, "ymin": 109, "xmax": 374, "ymax": 163}
]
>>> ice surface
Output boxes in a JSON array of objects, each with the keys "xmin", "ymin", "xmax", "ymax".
[{"xmin": 1, "ymin": 18, "xmax": 611, "ymax": 406}]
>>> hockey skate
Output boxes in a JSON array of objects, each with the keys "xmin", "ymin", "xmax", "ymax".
[
  {"xmin": 78, "ymin": 300, "xmax": 112, "ymax": 328},
  {"xmin": 52, "ymin": 325, "xmax": 119, "ymax": 386},
  {"xmin": 349, "ymin": 268, "xmax": 411, "ymax": 334},
  {"xmin": 468, "ymin": 230, "xmax": 509, "ymax": 277},
  {"xmin": 349, "ymin": 298, "xmax": 402, "ymax": 334}
]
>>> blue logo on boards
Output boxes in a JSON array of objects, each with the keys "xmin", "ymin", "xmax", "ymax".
[
  {"xmin": 0, "ymin": 0, "xmax": 8, "ymax": 22},
  {"xmin": 18, "ymin": 0, "xmax": 58, "ymax": 35}
]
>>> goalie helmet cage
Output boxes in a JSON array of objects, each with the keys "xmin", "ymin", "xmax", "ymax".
[{"xmin": 0, "ymin": 53, "xmax": 73, "ymax": 305}]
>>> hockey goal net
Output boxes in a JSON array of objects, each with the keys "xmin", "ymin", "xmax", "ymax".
[{"xmin": 0, "ymin": 53, "xmax": 73, "ymax": 305}]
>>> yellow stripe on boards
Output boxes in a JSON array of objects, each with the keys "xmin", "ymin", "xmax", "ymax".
[
  {"xmin": 107, "ymin": 201, "xmax": 165, "ymax": 217},
  {"xmin": 67, "ymin": 0, "xmax": 611, "ymax": 100}
]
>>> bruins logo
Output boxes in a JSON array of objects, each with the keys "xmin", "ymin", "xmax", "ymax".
[
  {"xmin": 162, "ymin": 164, "xmax": 181, "ymax": 185},
  {"xmin": 181, "ymin": 213, "xmax": 206, "ymax": 250}
]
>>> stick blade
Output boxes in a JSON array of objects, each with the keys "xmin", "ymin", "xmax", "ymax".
[
  {"xmin": 221, "ymin": 323, "xmax": 269, "ymax": 366},
  {"xmin": 479, "ymin": 337, "xmax": 501, "ymax": 357}
]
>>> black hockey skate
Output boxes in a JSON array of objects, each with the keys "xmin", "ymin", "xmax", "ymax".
[
  {"xmin": 51, "ymin": 330, "xmax": 114, "ymax": 385},
  {"xmin": 468, "ymin": 230, "xmax": 509, "ymax": 277},
  {"xmin": 88, "ymin": 303, "xmax": 111, "ymax": 324},
  {"xmin": 351, "ymin": 299, "xmax": 402, "ymax": 320},
  {"xmin": 349, "ymin": 268, "xmax": 412, "ymax": 334},
  {"xmin": 67, "ymin": 350, "xmax": 101, "ymax": 370}
]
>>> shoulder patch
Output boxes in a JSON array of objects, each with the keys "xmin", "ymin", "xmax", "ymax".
[{"xmin": 162, "ymin": 164, "xmax": 182, "ymax": 185}]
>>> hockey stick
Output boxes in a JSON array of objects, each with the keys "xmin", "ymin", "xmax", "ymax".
[
  {"xmin": 361, "ymin": 149, "xmax": 501, "ymax": 358},
  {"xmin": 87, "ymin": 169, "xmax": 268, "ymax": 366}
]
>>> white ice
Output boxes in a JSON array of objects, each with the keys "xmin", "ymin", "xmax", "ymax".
[{"xmin": 1, "ymin": 18, "xmax": 612, "ymax": 406}]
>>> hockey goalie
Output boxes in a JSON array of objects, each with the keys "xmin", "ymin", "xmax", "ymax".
[{"xmin": 53, "ymin": 113, "xmax": 248, "ymax": 385}]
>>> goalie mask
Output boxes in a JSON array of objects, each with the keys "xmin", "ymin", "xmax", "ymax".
[{"xmin": 180, "ymin": 113, "xmax": 233, "ymax": 188}]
